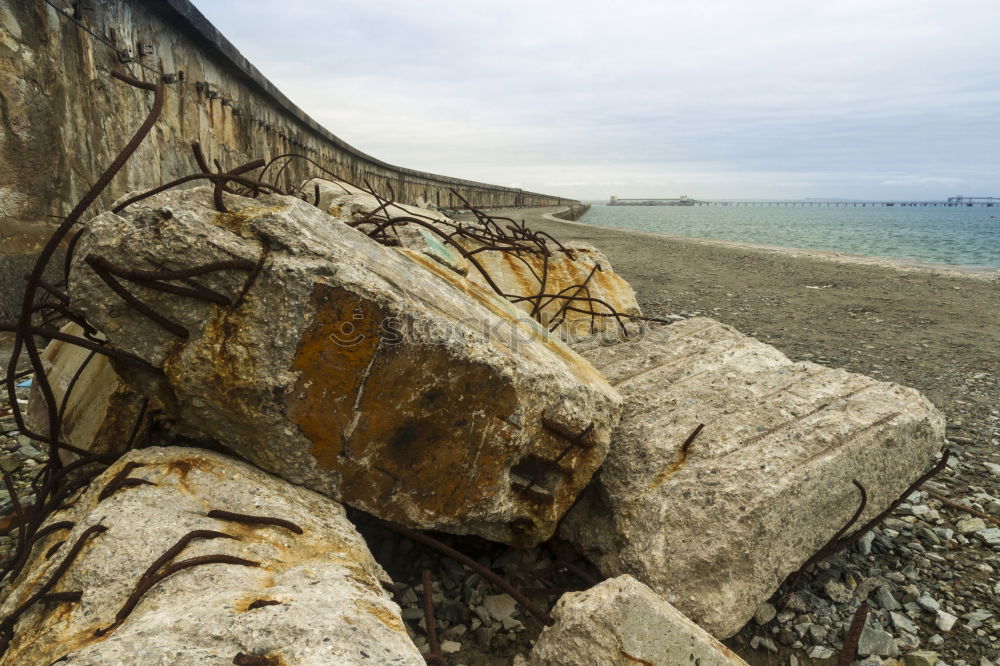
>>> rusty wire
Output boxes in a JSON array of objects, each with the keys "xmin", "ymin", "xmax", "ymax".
[{"xmin": 336, "ymin": 185, "xmax": 637, "ymax": 336}]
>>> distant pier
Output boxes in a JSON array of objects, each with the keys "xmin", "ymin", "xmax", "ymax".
[{"xmin": 607, "ymin": 195, "xmax": 1000, "ymax": 207}]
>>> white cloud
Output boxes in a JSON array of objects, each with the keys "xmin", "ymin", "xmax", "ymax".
[{"xmin": 194, "ymin": 0, "xmax": 1000, "ymax": 199}]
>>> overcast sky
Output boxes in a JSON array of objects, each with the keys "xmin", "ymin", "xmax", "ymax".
[{"xmin": 196, "ymin": 0, "xmax": 999, "ymax": 201}]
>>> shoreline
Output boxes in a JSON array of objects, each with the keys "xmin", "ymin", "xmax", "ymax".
[
  {"xmin": 542, "ymin": 209, "xmax": 1000, "ymax": 282},
  {"xmin": 483, "ymin": 204, "xmax": 1000, "ymax": 664},
  {"xmin": 464, "ymin": 205, "xmax": 998, "ymax": 440}
]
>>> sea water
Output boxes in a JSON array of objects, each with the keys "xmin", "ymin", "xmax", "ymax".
[{"xmin": 580, "ymin": 205, "xmax": 1000, "ymax": 270}]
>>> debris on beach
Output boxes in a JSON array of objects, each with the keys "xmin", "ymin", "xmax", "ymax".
[
  {"xmin": 0, "ymin": 89, "xmax": 971, "ymax": 661},
  {"xmin": 0, "ymin": 446, "xmax": 421, "ymax": 665},
  {"xmin": 529, "ymin": 575, "xmax": 747, "ymax": 665},
  {"xmin": 66, "ymin": 185, "xmax": 622, "ymax": 545},
  {"xmin": 303, "ymin": 178, "xmax": 642, "ymax": 339},
  {"xmin": 559, "ymin": 317, "xmax": 946, "ymax": 638}
]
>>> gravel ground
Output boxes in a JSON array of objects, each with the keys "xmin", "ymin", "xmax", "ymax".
[{"xmin": 1, "ymin": 206, "xmax": 998, "ymax": 665}]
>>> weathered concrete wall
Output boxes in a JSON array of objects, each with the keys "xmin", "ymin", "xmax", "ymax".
[
  {"xmin": 0, "ymin": 0, "xmax": 573, "ymax": 320},
  {"xmin": 551, "ymin": 204, "xmax": 591, "ymax": 222}
]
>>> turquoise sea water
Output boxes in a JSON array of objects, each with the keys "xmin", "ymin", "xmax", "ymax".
[{"xmin": 580, "ymin": 205, "xmax": 1000, "ymax": 271}]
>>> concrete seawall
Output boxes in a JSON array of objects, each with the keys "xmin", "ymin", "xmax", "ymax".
[
  {"xmin": 551, "ymin": 204, "xmax": 591, "ymax": 222},
  {"xmin": 0, "ymin": 0, "xmax": 574, "ymax": 320}
]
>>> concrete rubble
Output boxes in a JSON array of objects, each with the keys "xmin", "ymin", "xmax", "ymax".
[
  {"xmin": 529, "ymin": 575, "xmax": 747, "ymax": 665},
  {"xmin": 11, "ymin": 181, "xmax": 964, "ymax": 662},
  {"xmin": 302, "ymin": 178, "xmax": 642, "ymax": 338},
  {"xmin": 0, "ymin": 446, "xmax": 422, "ymax": 665},
  {"xmin": 462, "ymin": 240, "xmax": 641, "ymax": 339},
  {"xmin": 67, "ymin": 186, "xmax": 622, "ymax": 545},
  {"xmin": 25, "ymin": 322, "xmax": 147, "ymax": 461},
  {"xmin": 560, "ymin": 317, "xmax": 946, "ymax": 638}
]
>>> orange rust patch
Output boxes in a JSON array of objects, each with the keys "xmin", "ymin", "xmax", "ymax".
[
  {"xmin": 212, "ymin": 205, "xmax": 286, "ymax": 236},
  {"xmin": 285, "ymin": 281, "xmax": 581, "ymax": 533},
  {"xmin": 161, "ymin": 456, "xmax": 218, "ymax": 492},
  {"xmin": 354, "ymin": 598, "xmax": 407, "ymax": 633},
  {"xmin": 645, "ymin": 427, "xmax": 702, "ymax": 491},
  {"xmin": 407, "ymin": 253, "xmax": 612, "ymax": 390}
]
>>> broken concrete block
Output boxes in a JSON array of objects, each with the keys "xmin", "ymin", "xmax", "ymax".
[
  {"xmin": 25, "ymin": 322, "xmax": 147, "ymax": 461},
  {"xmin": 529, "ymin": 575, "xmax": 747, "ymax": 666},
  {"xmin": 68, "ymin": 186, "xmax": 621, "ymax": 545},
  {"xmin": 559, "ymin": 318, "xmax": 945, "ymax": 638},
  {"xmin": 0, "ymin": 446, "xmax": 421, "ymax": 665},
  {"xmin": 462, "ymin": 240, "xmax": 641, "ymax": 340},
  {"xmin": 303, "ymin": 179, "xmax": 640, "ymax": 336}
]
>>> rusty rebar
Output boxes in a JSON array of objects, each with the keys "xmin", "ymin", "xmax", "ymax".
[
  {"xmin": 376, "ymin": 519, "xmax": 554, "ymax": 626},
  {"xmin": 0, "ymin": 524, "xmax": 107, "ymax": 654},
  {"xmin": 421, "ymin": 569, "xmax": 444, "ymax": 665},
  {"xmin": 206, "ymin": 510, "xmax": 304, "ymax": 535},
  {"xmin": 95, "ymin": 530, "xmax": 244, "ymax": 637},
  {"xmin": 790, "ymin": 451, "xmax": 949, "ymax": 587},
  {"xmin": 837, "ymin": 602, "xmax": 869, "ymax": 666},
  {"xmin": 97, "ymin": 462, "xmax": 155, "ymax": 502}
]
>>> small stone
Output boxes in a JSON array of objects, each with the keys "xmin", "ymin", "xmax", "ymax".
[
  {"xmin": 808, "ymin": 646, "xmax": 835, "ymax": 659},
  {"xmin": 961, "ymin": 610, "xmax": 993, "ymax": 629},
  {"xmin": 936, "ymin": 610, "xmax": 958, "ymax": 632},
  {"xmin": 781, "ymin": 593, "xmax": 808, "ymax": 613},
  {"xmin": 502, "ymin": 616, "xmax": 525, "ymax": 632},
  {"xmin": 976, "ymin": 528, "xmax": 1000, "ymax": 546},
  {"xmin": 750, "ymin": 636, "xmax": 777, "ymax": 652},
  {"xmin": 483, "ymin": 594, "xmax": 517, "ymax": 623},
  {"xmin": 904, "ymin": 651, "xmax": 939, "ymax": 666},
  {"xmin": 16, "ymin": 443, "xmax": 43, "ymax": 460},
  {"xmin": 933, "ymin": 528, "xmax": 954, "ymax": 541},
  {"xmin": 928, "ymin": 634, "xmax": 944, "ymax": 646},
  {"xmin": 858, "ymin": 621, "xmax": 899, "ymax": 657},
  {"xmin": 754, "ymin": 602, "xmax": 777, "ymax": 625},
  {"xmin": 401, "ymin": 607, "xmax": 424, "ymax": 621},
  {"xmin": 956, "ymin": 518, "xmax": 987, "ymax": 534},
  {"xmin": 917, "ymin": 595, "xmax": 941, "ymax": 613},
  {"xmin": 890, "ymin": 611, "xmax": 919, "ymax": 634},
  {"xmin": 440, "ymin": 641, "xmax": 461, "ymax": 654},
  {"xmin": 825, "ymin": 579, "xmax": 853, "ymax": 604},
  {"xmin": 859, "ymin": 531, "xmax": 876, "ymax": 555},
  {"xmin": 0, "ymin": 454, "xmax": 23, "ymax": 473},
  {"xmin": 876, "ymin": 587, "xmax": 901, "ymax": 611},
  {"xmin": 901, "ymin": 584, "xmax": 921, "ymax": 603}
]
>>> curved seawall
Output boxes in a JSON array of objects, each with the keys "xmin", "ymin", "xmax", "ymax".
[{"xmin": 0, "ymin": 0, "xmax": 574, "ymax": 318}]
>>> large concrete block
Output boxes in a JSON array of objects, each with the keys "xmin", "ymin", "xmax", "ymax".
[
  {"xmin": 530, "ymin": 575, "xmax": 747, "ymax": 666},
  {"xmin": 303, "ymin": 179, "xmax": 641, "ymax": 338},
  {"xmin": 25, "ymin": 323, "xmax": 147, "ymax": 461},
  {"xmin": 559, "ymin": 318, "xmax": 945, "ymax": 638},
  {"xmin": 0, "ymin": 446, "xmax": 421, "ymax": 665},
  {"xmin": 68, "ymin": 186, "xmax": 621, "ymax": 545},
  {"xmin": 462, "ymin": 240, "xmax": 641, "ymax": 340}
]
